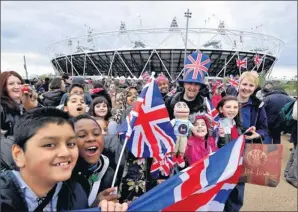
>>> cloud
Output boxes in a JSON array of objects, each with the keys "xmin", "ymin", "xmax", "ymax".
[
  {"xmin": 1, "ymin": 1, "xmax": 297, "ymax": 78},
  {"xmin": 269, "ymin": 65, "xmax": 297, "ymax": 79}
]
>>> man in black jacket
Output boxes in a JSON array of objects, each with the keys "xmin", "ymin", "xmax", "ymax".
[
  {"xmin": 165, "ymin": 69, "xmax": 208, "ymax": 121},
  {"xmin": 263, "ymin": 87, "xmax": 294, "ymax": 144},
  {"xmin": 42, "ymin": 78, "xmax": 66, "ymax": 107}
]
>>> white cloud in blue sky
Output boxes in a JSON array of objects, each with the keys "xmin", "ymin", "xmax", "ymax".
[{"xmin": 1, "ymin": 1, "xmax": 297, "ymax": 79}]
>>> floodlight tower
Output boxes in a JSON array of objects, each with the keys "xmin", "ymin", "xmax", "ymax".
[{"xmin": 184, "ymin": 9, "xmax": 192, "ymax": 63}]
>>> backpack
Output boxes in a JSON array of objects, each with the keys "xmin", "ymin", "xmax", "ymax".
[{"xmin": 278, "ymin": 100, "xmax": 296, "ymax": 131}]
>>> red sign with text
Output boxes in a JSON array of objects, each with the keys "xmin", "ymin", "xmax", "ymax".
[{"xmin": 239, "ymin": 144, "xmax": 283, "ymax": 187}]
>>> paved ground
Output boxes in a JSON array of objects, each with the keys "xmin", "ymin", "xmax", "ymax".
[{"xmin": 241, "ymin": 134, "xmax": 297, "ymax": 211}]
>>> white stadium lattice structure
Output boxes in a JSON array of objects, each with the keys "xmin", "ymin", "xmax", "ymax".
[{"xmin": 47, "ymin": 17, "xmax": 285, "ymax": 81}]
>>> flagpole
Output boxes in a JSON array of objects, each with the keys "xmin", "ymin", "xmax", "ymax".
[
  {"xmin": 23, "ymin": 55, "xmax": 28, "ymax": 80},
  {"xmin": 184, "ymin": 9, "xmax": 192, "ymax": 63},
  {"xmin": 111, "ymin": 137, "xmax": 128, "ymax": 188}
]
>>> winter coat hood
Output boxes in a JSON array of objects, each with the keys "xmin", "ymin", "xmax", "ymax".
[{"xmin": 43, "ymin": 90, "xmax": 65, "ymax": 107}]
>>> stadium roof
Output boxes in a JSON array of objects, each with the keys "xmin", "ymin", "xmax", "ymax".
[{"xmin": 52, "ymin": 48, "xmax": 275, "ymax": 80}]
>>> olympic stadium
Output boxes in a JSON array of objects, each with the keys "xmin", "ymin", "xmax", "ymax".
[{"xmin": 47, "ymin": 18, "xmax": 285, "ymax": 81}]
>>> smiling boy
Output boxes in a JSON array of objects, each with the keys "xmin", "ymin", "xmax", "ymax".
[
  {"xmin": 0, "ymin": 108, "xmax": 88, "ymax": 211},
  {"xmin": 0, "ymin": 108, "xmax": 127, "ymax": 211}
]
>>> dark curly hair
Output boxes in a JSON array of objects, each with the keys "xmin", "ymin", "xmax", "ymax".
[{"xmin": 88, "ymin": 96, "xmax": 112, "ymax": 121}]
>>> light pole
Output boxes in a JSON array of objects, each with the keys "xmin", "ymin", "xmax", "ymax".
[
  {"xmin": 184, "ymin": 9, "xmax": 192, "ymax": 63},
  {"xmin": 23, "ymin": 55, "xmax": 28, "ymax": 79}
]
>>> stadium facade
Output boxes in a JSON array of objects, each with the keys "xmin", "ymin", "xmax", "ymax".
[{"xmin": 47, "ymin": 18, "xmax": 285, "ymax": 81}]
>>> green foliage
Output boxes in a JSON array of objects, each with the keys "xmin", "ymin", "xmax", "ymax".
[
  {"xmin": 259, "ymin": 73, "xmax": 266, "ymax": 87},
  {"xmin": 278, "ymin": 80, "xmax": 297, "ymax": 96}
]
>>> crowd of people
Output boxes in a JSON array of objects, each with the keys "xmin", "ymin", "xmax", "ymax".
[{"xmin": 0, "ymin": 69, "xmax": 297, "ymax": 211}]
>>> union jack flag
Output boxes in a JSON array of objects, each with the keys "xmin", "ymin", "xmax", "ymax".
[
  {"xmin": 118, "ymin": 78, "xmax": 176, "ymax": 159},
  {"xmin": 151, "ymin": 153, "xmax": 186, "ymax": 176},
  {"xmin": 228, "ymin": 78, "xmax": 239, "ymax": 88},
  {"xmin": 254, "ymin": 54, "xmax": 262, "ymax": 69},
  {"xmin": 127, "ymin": 135, "xmax": 245, "ymax": 211},
  {"xmin": 184, "ymin": 52, "xmax": 211, "ymax": 80},
  {"xmin": 212, "ymin": 80, "xmax": 224, "ymax": 92},
  {"xmin": 205, "ymin": 97, "xmax": 220, "ymax": 129},
  {"xmin": 236, "ymin": 57, "xmax": 247, "ymax": 69},
  {"xmin": 167, "ymin": 87, "xmax": 177, "ymax": 97},
  {"xmin": 151, "ymin": 152, "xmax": 176, "ymax": 176}
]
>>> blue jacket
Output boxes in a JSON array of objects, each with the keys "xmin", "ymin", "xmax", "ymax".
[
  {"xmin": 241, "ymin": 99, "xmax": 269, "ymax": 142},
  {"xmin": 263, "ymin": 90, "xmax": 294, "ymax": 127}
]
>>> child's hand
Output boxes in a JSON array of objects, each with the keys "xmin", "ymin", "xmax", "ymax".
[
  {"xmin": 218, "ymin": 127, "xmax": 225, "ymax": 138},
  {"xmin": 91, "ymin": 187, "xmax": 119, "ymax": 208},
  {"xmin": 99, "ymin": 200, "xmax": 128, "ymax": 212},
  {"xmin": 98, "ymin": 187, "xmax": 119, "ymax": 202}
]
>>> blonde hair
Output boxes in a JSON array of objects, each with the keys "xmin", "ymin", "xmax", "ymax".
[{"xmin": 239, "ymin": 71, "xmax": 259, "ymax": 87}]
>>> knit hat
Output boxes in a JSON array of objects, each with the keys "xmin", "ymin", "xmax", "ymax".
[
  {"xmin": 156, "ymin": 73, "xmax": 169, "ymax": 84},
  {"xmin": 194, "ymin": 114, "xmax": 214, "ymax": 136}
]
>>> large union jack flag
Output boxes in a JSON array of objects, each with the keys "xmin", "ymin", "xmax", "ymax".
[
  {"xmin": 127, "ymin": 135, "xmax": 245, "ymax": 211},
  {"xmin": 80, "ymin": 136, "xmax": 245, "ymax": 212},
  {"xmin": 184, "ymin": 51, "xmax": 211, "ymax": 80},
  {"xmin": 236, "ymin": 57, "xmax": 247, "ymax": 69},
  {"xmin": 118, "ymin": 78, "xmax": 176, "ymax": 159}
]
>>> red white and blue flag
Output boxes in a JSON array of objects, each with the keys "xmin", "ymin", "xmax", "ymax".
[
  {"xmin": 228, "ymin": 78, "xmax": 239, "ymax": 88},
  {"xmin": 167, "ymin": 87, "xmax": 177, "ymax": 97},
  {"xmin": 151, "ymin": 152, "xmax": 176, "ymax": 176},
  {"xmin": 254, "ymin": 54, "xmax": 262, "ymax": 69},
  {"xmin": 118, "ymin": 78, "xmax": 176, "ymax": 159},
  {"xmin": 81, "ymin": 136, "xmax": 245, "ymax": 211},
  {"xmin": 205, "ymin": 97, "xmax": 220, "ymax": 129},
  {"xmin": 128, "ymin": 135, "xmax": 245, "ymax": 211},
  {"xmin": 236, "ymin": 57, "xmax": 247, "ymax": 69},
  {"xmin": 151, "ymin": 153, "xmax": 186, "ymax": 176},
  {"xmin": 184, "ymin": 51, "xmax": 211, "ymax": 80}
]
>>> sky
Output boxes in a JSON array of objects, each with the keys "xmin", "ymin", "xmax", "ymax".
[{"xmin": 1, "ymin": 1, "xmax": 297, "ymax": 79}]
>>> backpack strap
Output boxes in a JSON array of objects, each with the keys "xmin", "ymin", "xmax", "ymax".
[{"xmin": 34, "ymin": 184, "xmax": 57, "ymax": 212}]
